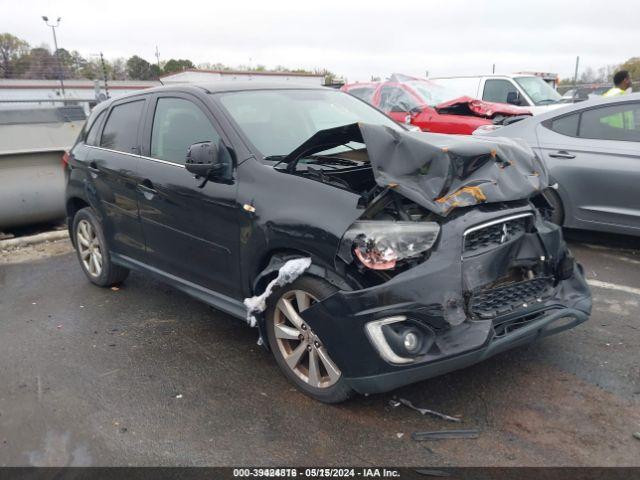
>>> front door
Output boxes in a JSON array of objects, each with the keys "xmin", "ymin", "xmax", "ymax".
[{"xmin": 136, "ymin": 93, "xmax": 241, "ymax": 299}]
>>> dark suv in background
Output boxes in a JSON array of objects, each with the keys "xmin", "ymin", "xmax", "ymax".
[{"xmin": 66, "ymin": 83, "xmax": 591, "ymax": 402}]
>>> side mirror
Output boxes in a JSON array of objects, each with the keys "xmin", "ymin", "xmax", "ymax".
[
  {"xmin": 185, "ymin": 141, "xmax": 223, "ymax": 178},
  {"xmin": 506, "ymin": 91, "xmax": 523, "ymax": 106}
]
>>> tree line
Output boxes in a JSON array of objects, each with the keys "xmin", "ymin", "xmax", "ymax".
[
  {"xmin": 557, "ymin": 58, "xmax": 639, "ymax": 85},
  {"xmin": 0, "ymin": 33, "xmax": 338, "ymax": 83}
]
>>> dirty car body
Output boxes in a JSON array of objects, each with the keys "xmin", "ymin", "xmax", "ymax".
[{"xmin": 66, "ymin": 83, "xmax": 591, "ymax": 400}]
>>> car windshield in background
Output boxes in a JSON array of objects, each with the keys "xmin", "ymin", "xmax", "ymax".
[
  {"xmin": 406, "ymin": 80, "xmax": 462, "ymax": 106},
  {"xmin": 515, "ymin": 76, "xmax": 562, "ymax": 105},
  {"xmin": 217, "ymin": 89, "xmax": 403, "ymax": 159}
]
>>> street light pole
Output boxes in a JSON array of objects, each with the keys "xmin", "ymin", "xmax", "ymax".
[{"xmin": 41, "ymin": 16, "xmax": 65, "ymax": 98}]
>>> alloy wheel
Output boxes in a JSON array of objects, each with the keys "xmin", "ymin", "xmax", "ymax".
[
  {"xmin": 273, "ymin": 290, "xmax": 341, "ymax": 388},
  {"xmin": 77, "ymin": 219, "xmax": 103, "ymax": 278}
]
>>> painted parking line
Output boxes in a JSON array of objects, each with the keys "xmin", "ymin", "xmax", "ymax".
[{"xmin": 587, "ymin": 279, "xmax": 640, "ymax": 297}]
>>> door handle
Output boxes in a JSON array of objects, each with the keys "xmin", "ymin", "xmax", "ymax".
[
  {"xmin": 549, "ymin": 151, "xmax": 576, "ymax": 159},
  {"xmin": 137, "ymin": 179, "xmax": 157, "ymax": 195},
  {"xmin": 88, "ymin": 161, "xmax": 100, "ymax": 173}
]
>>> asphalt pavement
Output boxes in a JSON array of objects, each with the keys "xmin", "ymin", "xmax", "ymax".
[{"xmin": 0, "ymin": 231, "xmax": 639, "ymax": 466}]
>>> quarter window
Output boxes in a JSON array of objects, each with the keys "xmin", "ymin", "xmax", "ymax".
[
  {"xmin": 578, "ymin": 103, "xmax": 640, "ymax": 142},
  {"xmin": 85, "ymin": 110, "xmax": 106, "ymax": 146},
  {"xmin": 549, "ymin": 113, "xmax": 579, "ymax": 137},
  {"xmin": 100, "ymin": 100, "xmax": 145, "ymax": 153},
  {"xmin": 151, "ymin": 97, "xmax": 219, "ymax": 164}
]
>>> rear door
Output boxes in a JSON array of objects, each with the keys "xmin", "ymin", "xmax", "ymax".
[
  {"xmin": 136, "ymin": 92, "xmax": 241, "ymax": 299},
  {"xmin": 88, "ymin": 97, "xmax": 147, "ymax": 260},
  {"xmin": 536, "ymin": 100, "xmax": 640, "ymax": 231}
]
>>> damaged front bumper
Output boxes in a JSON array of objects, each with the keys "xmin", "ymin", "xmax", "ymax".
[{"xmin": 299, "ymin": 205, "xmax": 592, "ymax": 395}]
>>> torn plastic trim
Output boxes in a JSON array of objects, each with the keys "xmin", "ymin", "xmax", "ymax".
[{"xmin": 244, "ymin": 257, "xmax": 312, "ymax": 327}]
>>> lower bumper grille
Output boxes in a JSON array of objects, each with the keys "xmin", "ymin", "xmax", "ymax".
[{"xmin": 469, "ymin": 276, "xmax": 553, "ymax": 320}]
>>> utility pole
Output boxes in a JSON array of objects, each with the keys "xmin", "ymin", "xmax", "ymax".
[
  {"xmin": 41, "ymin": 16, "xmax": 65, "ymax": 98},
  {"xmin": 573, "ymin": 56, "xmax": 580, "ymax": 88},
  {"xmin": 155, "ymin": 45, "xmax": 161, "ymax": 70},
  {"xmin": 100, "ymin": 52, "xmax": 109, "ymax": 98},
  {"xmin": 492, "ymin": 64, "xmax": 496, "ymax": 74}
]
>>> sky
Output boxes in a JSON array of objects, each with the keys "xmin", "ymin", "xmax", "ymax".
[{"xmin": 2, "ymin": 0, "xmax": 637, "ymax": 82}]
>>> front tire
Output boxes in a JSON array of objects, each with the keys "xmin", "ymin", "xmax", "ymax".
[
  {"xmin": 72, "ymin": 207, "xmax": 129, "ymax": 287},
  {"xmin": 265, "ymin": 275, "xmax": 354, "ymax": 403},
  {"xmin": 542, "ymin": 188, "xmax": 564, "ymax": 226}
]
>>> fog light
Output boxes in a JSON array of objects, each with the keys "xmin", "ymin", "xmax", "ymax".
[
  {"xmin": 403, "ymin": 331, "xmax": 419, "ymax": 352},
  {"xmin": 365, "ymin": 316, "xmax": 413, "ymax": 364}
]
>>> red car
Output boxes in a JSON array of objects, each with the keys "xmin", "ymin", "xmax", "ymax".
[{"xmin": 341, "ymin": 78, "xmax": 531, "ymax": 134}]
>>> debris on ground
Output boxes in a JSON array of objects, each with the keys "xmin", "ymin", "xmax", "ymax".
[
  {"xmin": 111, "ymin": 286, "xmax": 120, "ymax": 291},
  {"xmin": 633, "ymin": 432, "xmax": 640, "ymax": 441},
  {"xmin": 243, "ymin": 257, "xmax": 312, "ymax": 327},
  {"xmin": 412, "ymin": 429, "xmax": 480, "ymax": 441},
  {"xmin": 175, "ymin": 394, "xmax": 183, "ymax": 399},
  {"xmin": 396, "ymin": 433, "xmax": 404, "ymax": 439},
  {"xmin": 390, "ymin": 398, "xmax": 462, "ymax": 423}
]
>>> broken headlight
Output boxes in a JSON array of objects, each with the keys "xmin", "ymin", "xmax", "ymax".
[{"xmin": 338, "ymin": 220, "xmax": 440, "ymax": 270}]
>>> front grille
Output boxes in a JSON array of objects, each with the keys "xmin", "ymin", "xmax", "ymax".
[
  {"xmin": 469, "ymin": 276, "xmax": 553, "ymax": 320},
  {"xmin": 463, "ymin": 214, "xmax": 531, "ymax": 254}
]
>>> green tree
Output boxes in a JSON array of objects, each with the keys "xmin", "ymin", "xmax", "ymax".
[
  {"xmin": 20, "ymin": 47, "xmax": 59, "ymax": 79},
  {"xmin": 620, "ymin": 57, "xmax": 640, "ymax": 81},
  {"xmin": 126, "ymin": 55, "xmax": 153, "ymax": 80},
  {"xmin": 0, "ymin": 33, "xmax": 29, "ymax": 78},
  {"xmin": 162, "ymin": 58, "xmax": 195, "ymax": 74}
]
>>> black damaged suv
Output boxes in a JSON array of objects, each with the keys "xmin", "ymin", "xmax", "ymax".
[{"xmin": 66, "ymin": 83, "xmax": 591, "ymax": 403}]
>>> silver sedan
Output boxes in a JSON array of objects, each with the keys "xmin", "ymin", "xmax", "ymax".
[{"xmin": 482, "ymin": 93, "xmax": 640, "ymax": 236}]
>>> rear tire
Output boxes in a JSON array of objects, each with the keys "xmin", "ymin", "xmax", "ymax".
[
  {"xmin": 265, "ymin": 275, "xmax": 354, "ymax": 403},
  {"xmin": 72, "ymin": 207, "xmax": 129, "ymax": 287}
]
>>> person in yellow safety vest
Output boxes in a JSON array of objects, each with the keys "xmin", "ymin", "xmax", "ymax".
[
  {"xmin": 603, "ymin": 70, "xmax": 632, "ymax": 97},
  {"xmin": 601, "ymin": 71, "xmax": 634, "ymax": 130}
]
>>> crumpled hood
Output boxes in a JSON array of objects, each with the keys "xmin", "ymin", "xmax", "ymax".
[
  {"xmin": 435, "ymin": 96, "xmax": 532, "ymax": 118},
  {"xmin": 283, "ymin": 123, "xmax": 548, "ymax": 217}
]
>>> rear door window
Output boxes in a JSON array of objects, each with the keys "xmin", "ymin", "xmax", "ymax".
[
  {"xmin": 347, "ymin": 87, "xmax": 375, "ymax": 103},
  {"xmin": 100, "ymin": 100, "xmax": 145, "ymax": 153},
  {"xmin": 150, "ymin": 97, "xmax": 220, "ymax": 164},
  {"xmin": 578, "ymin": 103, "xmax": 640, "ymax": 142}
]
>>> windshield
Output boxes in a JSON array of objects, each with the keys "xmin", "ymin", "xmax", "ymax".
[
  {"xmin": 217, "ymin": 89, "xmax": 403, "ymax": 158},
  {"xmin": 514, "ymin": 76, "xmax": 562, "ymax": 105},
  {"xmin": 406, "ymin": 80, "xmax": 462, "ymax": 106}
]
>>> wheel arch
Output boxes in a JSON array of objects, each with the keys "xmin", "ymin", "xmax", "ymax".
[
  {"xmin": 66, "ymin": 196, "xmax": 90, "ymax": 247},
  {"xmin": 250, "ymin": 249, "xmax": 352, "ymax": 352}
]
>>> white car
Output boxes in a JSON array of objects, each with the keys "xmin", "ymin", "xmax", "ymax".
[{"xmin": 429, "ymin": 74, "xmax": 565, "ymax": 115}]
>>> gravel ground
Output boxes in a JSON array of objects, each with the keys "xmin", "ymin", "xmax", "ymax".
[{"xmin": 0, "ymin": 232, "xmax": 639, "ymax": 466}]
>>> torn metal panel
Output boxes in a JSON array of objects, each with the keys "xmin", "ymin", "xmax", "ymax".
[
  {"xmin": 243, "ymin": 257, "xmax": 312, "ymax": 327},
  {"xmin": 435, "ymin": 96, "xmax": 531, "ymax": 119},
  {"xmin": 412, "ymin": 430, "xmax": 480, "ymax": 441},
  {"xmin": 283, "ymin": 122, "xmax": 548, "ymax": 217}
]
